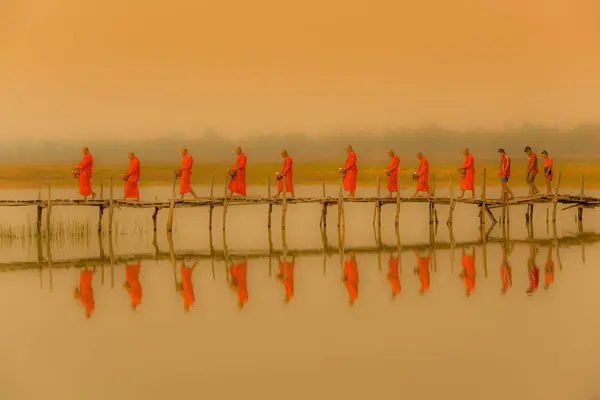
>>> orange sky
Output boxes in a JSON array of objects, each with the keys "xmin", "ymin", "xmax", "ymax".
[{"xmin": 1, "ymin": 0, "xmax": 599, "ymax": 140}]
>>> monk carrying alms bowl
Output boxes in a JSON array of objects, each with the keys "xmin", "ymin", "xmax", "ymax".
[
  {"xmin": 412, "ymin": 171, "xmax": 418, "ymax": 180},
  {"xmin": 458, "ymin": 168, "xmax": 466, "ymax": 176},
  {"xmin": 228, "ymin": 169, "xmax": 237, "ymax": 180},
  {"xmin": 72, "ymin": 168, "xmax": 80, "ymax": 179}
]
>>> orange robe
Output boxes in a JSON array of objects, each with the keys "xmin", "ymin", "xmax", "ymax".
[
  {"xmin": 544, "ymin": 259, "xmax": 554, "ymax": 288},
  {"xmin": 416, "ymin": 157, "xmax": 429, "ymax": 192},
  {"xmin": 125, "ymin": 263, "xmax": 142, "ymax": 308},
  {"xmin": 76, "ymin": 154, "xmax": 94, "ymax": 196},
  {"xmin": 386, "ymin": 156, "xmax": 400, "ymax": 192},
  {"xmin": 79, "ymin": 269, "xmax": 95, "ymax": 316},
  {"xmin": 343, "ymin": 151, "xmax": 358, "ymax": 192},
  {"xmin": 500, "ymin": 262, "xmax": 512, "ymax": 292},
  {"xmin": 461, "ymin": 254, "xmax": 476, "ymax": 294},
  {"xmin": 544, "ymin": 158, "xmax": 554, "ymax": 182},
  {"xmin": 278, "ymin": 260, "xmax": 295, "ymax": 301},
  {"xmin": 228, "ymin": 153, "xmax": 247, "ymax": 196},
  {"xmin": 460, "ymin": 154, "xmax": 475, "ymax": 191},
  {"xmin": 179, "ymin": 154, "xmax": 193, "ymax": 194},
  {"xmin": 344, "ymin": 258, "xmax": 359, "ymax": 303},
  {"xmin": 387, "ymin": 256, "xmax": 401, "ymax": 296},
  {"xmin": 124, "ymin": 157, "xmax": 140, "ymax": 199},
  {"xmin": 417, "ymin": 255, "xmax": 430, "ymax": 293},
  {"xmin": 528, "ymin": 261, "xmax": 540, "ymax": 292},
  {"xmin": 230, "ymin": 261, "xmax": 248, "ymax": 307},
  {"xmin": 277, "ymin": 156, "xmax": 294, "ymax": 193},
  {"xmin": 180, "ymin": 265, "xmax": 195, "ymax": 309}
]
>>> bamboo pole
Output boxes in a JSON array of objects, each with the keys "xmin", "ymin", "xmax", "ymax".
[
  {"xmin": 337, "ymin": 182, "xmax": 343, "ymax": 228},
  {"xmin": 481, "ymin": 168, "xmax": 487, "ymax": 227},
  {"xmin": 447, "ymin": 175, "xmax": 454, "ymax": 225},
  {"xmin": 578, "ymin": 175, "xmax": 584, "ymax": 221},
  {"xmin": 552, "ymin": 172, "xmax": 561, "ymax": 222},
  {"xmin": 267, "ymin": 176, "xmax": 272, "ymax": 229},
  {"xmin": 321, "ymin": 176, "xmax": 327, "ymax": 228},
  {"xmin": 377, "ymin": 175, "xmax": 382, "ymax": 230},
  {"xmin": 152, "ymin": 207, "xmax": 159, "ymax": 232},
  {"xmin": 373, "ymin": 176, "xmax": 380, "ymax": 226},
  {"xmin": 167, "ymin": 232, "xmax": 178, "ymax": 290},
  {"xmin": 166, "ymin": 173, "xmax": 177, "ymax": 233},
  {"xmin": 222, "ymin": 176, "xmax": 229, "ymax": 232},
  {"xmin": 108, "ymin": 229, "xmax": 115, "ymax": 289},
  {"xmin": 209, "ymin": 175, "xmax": 215, "ymax": 230},
  {"xmin": 395, "ymin": 174, "xmax": 401, "ymax": 227},
  {"xmin": 36, "ymin": 205, "xmax": 42, "ymax": 236},
  {"xmin": 46, "ymin": 177, "xmax": 52, "ymax": 236},
  {"xmin": 108, "ymin": 177, "xmax": 114, "ymax": 233},
  {"xmin": 282, "ymin": 181, "xmax": 287, "ymax": 230}
]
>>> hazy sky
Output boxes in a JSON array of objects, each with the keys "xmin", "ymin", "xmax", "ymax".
[{"xmin": 1, "ymin": 0, "xmax": 599, "ymax": 141}]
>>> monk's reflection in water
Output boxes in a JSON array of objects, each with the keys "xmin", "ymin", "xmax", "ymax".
[
  {"xmin": 177, "ymin": 260, "xmax": 197, "ymax": 312},
  {"xmin": 544, "ymin": 247, "xmax": 555, "ymax": 290},
  {"xmin": 413, "ymin": 249, "xmax": 431, "ymax": 295},
  {"xmin": 229, "ymin": 260, "xmax": 248, "ymax": 309},
  {"xmin": 500, "ymin": 242, "xmax": 512, "ymax": 295},
  {"xmin": 341, "ymin": 252, "xmax": 358, "ymax": 306},
  {"xmin": 460, "ymin": 247, "xmax": 476, "ymax": 297},
  {"xmin": 386, "ymin": 253, "xmax": 401, "ymax": 299},
  {"xmin": 276, "ymin": 256, "xmax": 295, "ymax": 303},
  {"xmin": 123, "ymin": 262, "xmax": 142, "ymax": 310},
  {"xmin": 73, "ymin": 266, "xmax": 96, "ymax": 319},
  {"xmin": 526, "ymin": 245, "xmax": 540, "ymax": 295}
]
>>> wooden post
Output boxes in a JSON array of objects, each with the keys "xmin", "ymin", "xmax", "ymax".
[
  {"xmin": 97, "ymin": 206, "xmax": 104, "ymax": 233},
  {"xmin": 481, "ymin": 168, "xmax": 487, "ymax": 226},
  {"xmin": 222, "ymin": 176, "xmax": 229, "ymax": 232},
  {"xmin": 267, "ymin": 176, "xmax": 272, "ymax": 229},
  {"xmin": 447, "ymin": 175, "xmax": 454, "ymax": 225},
  {"xmin": 152, "ymin": 207, "xmax": 159, "ymax": 231},
  {"xmin": 108, "ymin": 177, "xmax": 114, "ymax": 233},
  {"xmin": 395, "ymin": 174, "xmax": 401, "ymax": 227},
  {"xmin": 376, "ymin": 176, "xmax": 382, "ymax": 230},
  {"xmin": 321, "ymin": 176, "xmax": 327, "ymax": 228},
  {"xmin": 36, "ymin": 205, "xmax": 43, "ymax": 236},
  {"xmin": 552, "ymin": 172, "xmax": 561, "ymax": 222},
  {"xmin": 46, "ymin": 178, "xmax": 52, "ymax": 236},
  {"xmin": 337, "ymin": 183, "xmax": 343, "ymax": 228},
  {"xmin": 578, "ymin": 175, "xmax": 584, "ymax": 221},
  {"xmin": 373, "ymin": 176, "xmax": 380, "ymax": 226},
  {"xmin": 166, "ymin": 173, "xmax": 177, "ymax": 233},
  {"xmin": 209, "ymin": 175, "xmax": 215, "ymax": 230},
  {"xmin": 282, "ymin": 181, "xmax": 287, "ymax": 230},
  {"xmin": 100, "ymin": 180, "xmax": 104, "ymax": 200}
]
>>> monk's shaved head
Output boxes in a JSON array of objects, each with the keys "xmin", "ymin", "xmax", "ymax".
[
  {"xmin": 82, "ymin": 147, "xmax": 89, "ymax": 154},
  {"xmin": 416, "ymin": 152, "xmax": 423, "ymax": 159},
  {"xmin": 181, "ymin": 148, "xmax": 188, "ymax": 156},
  {"xmin": 280, "ymin": 149, "xmax": 288, "ymax": 157},
  {"xmin": 128, "ymin": 152, "xmax": 135, "ymax": 159},
  {"xmin": 346, "ymin": 145, "xmax": 353, "ymax": 153},
  {"xmin": 388, "ymin": 149, "xmax": 395, "ymax": 157},
  {"xmin": 463, "ymin": 148, "xmax": 469, "ymax": 155},
  {"xmin": 235, "ymin": 146, "xmax": 242, "ymax": 154}
]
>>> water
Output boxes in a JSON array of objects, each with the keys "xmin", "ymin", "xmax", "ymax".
[{"xmin": 1, "ymin": 185, "xmax": 599, "ymax": 400}]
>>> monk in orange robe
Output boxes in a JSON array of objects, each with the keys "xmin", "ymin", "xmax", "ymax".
[
  {"xmin": 341, "ymin": 252, "xmax": 358, "ymax": 305},
  {"xmin": 524, "ymin": 146, "xmax": 540, "ymax": 197},
  {"xmin": 526, "ymin": 246, "xmax": 540, "ymax": 295},
  {"xmin": 177, "ymin": 261, "xmax": 197, "ymax": 312},
  {"xmin": 176, "ymin": 148, "xmax": 199, "ymax": 200},
  {"xmin": 541, "ymin": 150, "xmax": 554, "ymax": 195},
  {"xmin": 544, "ymin": 247, "xmax": 554, "ymax": 290},
  {"xmin": 276, "ymin": 256, "xmax": 295, "ymax": 303},
  {"xmin": 413, "ymin": 152, "xmax": 430, "ymax": 197},
  {"xmin": 386, "ymin": 254, "xmax": 401, "ymax": 298},
  {"xmin": 73, "ymin": 147, "xmax": 96, "ymax": 200},
  {"xmin": 460, "ymin": 247, "xmax": 476, "ymax": 297},
  {"xmin": 341, "ymin": 145, "xmax": 358, "ymax": 198},
  {"xmin": 73, "ymin": 267, "xmax": 96, "ymax": 319},
  {"xmin": 384, "ymin": 150, "xmax": 400, "ymax": 198},
  {"xmin": 123, "ymin": 262, "xmax": 142, "ymax": 310},
  {"xmin": 227, "ymin": 147, "xmax": 247, "ymax": 199},
  {"xmin": 413, "ymin": 249, "xmax": 431, "ymax": 295},
  {"xmin": 122, "ymin": 152, "xmax": 140, "ymax": 201},
  {"xmin": 229, "ymin": 260, "xmax": 248, "ymax": 309},
  {"xmin": 500, "ymin": 243, "xmax": 512, "ymax": 294},
  {"xmin": 458, "ymin": 148, "xmax": 475, "ymax": 199},
  {"xmin": 274, "ymin": 149, "xmax": 294, "ymax": 197}
]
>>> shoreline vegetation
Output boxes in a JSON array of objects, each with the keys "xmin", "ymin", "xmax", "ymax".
[{"xmin": 1, "ymin": 162, "xmax": 600, "ymax": 190}]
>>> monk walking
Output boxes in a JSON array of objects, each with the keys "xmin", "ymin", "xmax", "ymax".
[
  {"xmin": 413, "ymin": 152, "xmax": 430, "ymax": 197},
  {"xmin": 341, "ymin": 252, "xmax": 358, "ymax": 305},
  {"xmin": 274, "ymin": 149, "xmax": 294, "ymax": 198},
  {"xmin": 177, "ymin": 148, "xmax": 199, "ymax": 200},
  {"xmin": 122, "ymin": 152, "xmax": 140, "ymax": 201},
  {"xmin": 498, "ymin": 149, "xmax": 515, "ymax": 200},
  {"xmin": 227, "ymin": 147, "xmax": 247, "ymax": 199},
  {"xmin": 73, "ymin": 267, "xmax": 96, "ymax": 319},
  {"xmin": 460, "ymin": 247, "xmax": 476, "ymax": 297},
  {"xmin": 524, "ymin": 146, "xmax": 540, "ymax": 196},
  {"xmin": 123, "ymin": 262, "xmax": 143, "ymax": 310},
  {"xmin": 542, "ymin": 150, "xmax": 554, "ymax": 195},
  {"xmin": 413, "ymin": 249, "xmax": 431, "ymax": 295},
  {"xmin": 177, "ymin": 260, "xmax": 197, "ymax": 312},
  {"xmin": 384, "ymin": 150, "xmax": 400, "ymax": 198},
  {"xmin": 458, "ymin": 148, "xmax": 475, "ymax": 199},
  {"xmin": 341, "ymin": 145, "xmax": 358, "ymax": 198},
  {"xmin": 73, "ymin": 147, "xmax": 96, "ymax": 200},
  {"xmin": 276, "ymin": 256, "xmax": 295, "ymax": 303},
  {"xmin": 386, "ymin": 254, "xmax": 401, "ymax": 298}
]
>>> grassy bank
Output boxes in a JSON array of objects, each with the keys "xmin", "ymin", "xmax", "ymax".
[{"xmin": 0, "ymin": 162, "xmax": 598, "ymax": 190}]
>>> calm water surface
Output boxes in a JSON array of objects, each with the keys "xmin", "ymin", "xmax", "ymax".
[{"xmin": 0, "ymin": 185, "xmax": 599, "ymax": 400}]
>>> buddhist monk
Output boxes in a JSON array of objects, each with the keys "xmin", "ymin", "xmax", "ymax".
[
  {"xmin": 73, "ymin": 147, "xmax": 96, "ymax": 201},
  {"xmin": 227, "ymin": 147, "xmax": 247, "ymax": 199},
  {"xmin": 73, "ymin": 267, "xmax": 96, "ymax": 319},
  {"xmin": 412, "ymin": 152, "xmax": 430, "ymax": 197},
  {"xmin": 384, "ymin": 150, "xmax": 400, "ymax": 198},
  {"xmin": 176, "ymin": 148, "xmax": 199, "ymax": 200},
  {"xmin": 386, "ymin": 254, "xmax": 401, "ymax": 298},
  {"xmin": 526, "ymin": 246, "xmax": 540, "ymax": 295},
  {"xmin": 341, "ymin": 252, "xmax": 358, "ymax": 305},
  {"xmin": 177, "ymin": 260, "xmax": 197, "ymax": 312},
  {"xmin": 122, "ymin": 152, "xmax": 140, "ymax": 201},
  {"xmin": 524, "ymin": 146, "xmax": 540, "ymax": 196},
  {"xmin": 498, "ymin": 149, "xmax": 515, "ymax": 200},
  {"xmin": 123, "ymin": 262, "xmax": 142, "ymax": 310},
  {"xmin": 413, "ymin": 249, "xmax": 431, "ymax": 295},
  {"xmin": 274, "ymin": 149, "xmax": 294, "ymax": 198},
  {"xmin": 458, "ymin": 148, "xmax": 475, "ymax": 199},
  {"xmin": 460, "ymin": 247, "xmax": 476, "ymax": 297},
  {"xmin": 276, "ymin": 256, "xmax": 295, "ymax": 303},
  {"xmin": 542, "ymin": 150, "xmax": 554, "ymax": 195},
  {"xmin": 544, "ymin": 247, "xmax": 554, "ymax": 290},
  {"xmin": 500, "ymin": 242, "xmax": 512, "ymax": 294},
  {"xmin": 229, "ymin": 260, "xmax": 248, "ymax": 309},
  {"xmin": 341, "ymin": 145, "xmax": 358, "ymax": 198}
]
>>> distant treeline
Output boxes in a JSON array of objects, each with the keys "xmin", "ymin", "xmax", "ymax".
[{"xmin": 2, "ymin": 124, "xmax": 597, "ymax": 165}]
